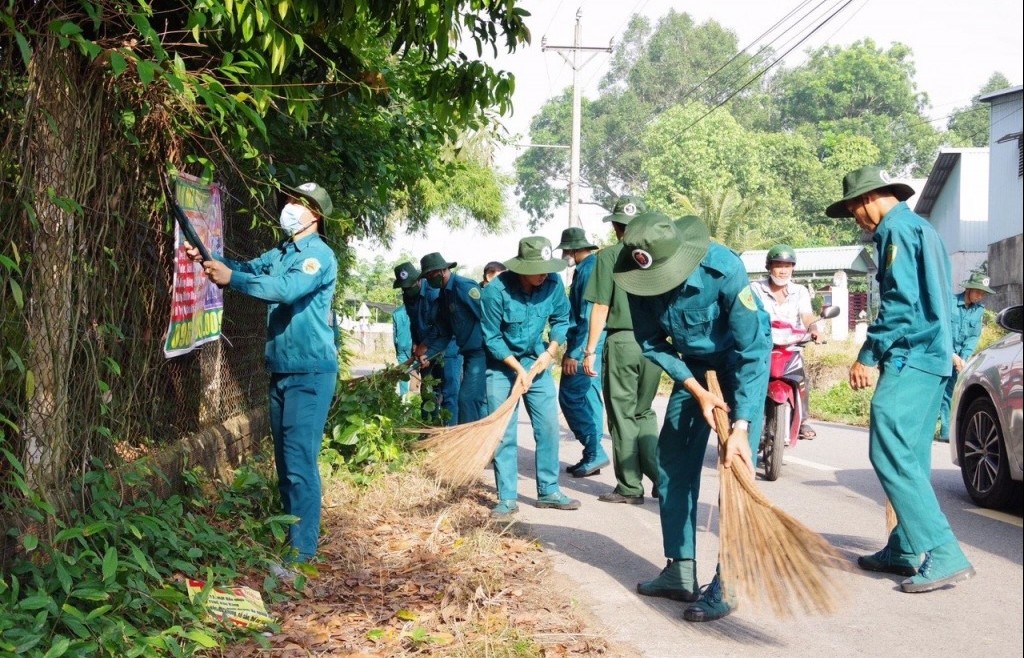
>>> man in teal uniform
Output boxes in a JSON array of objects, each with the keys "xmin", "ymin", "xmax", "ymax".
[
  {"xmin": 190, "ymin": 182, "xmax": 338, "ymax": 569},
  {"xmin": 937, "ymin": 271, "xmax": 993, "ymax": 442},
  {"xmin": 392, "ymin": 261, "xmax": 419, "ymax": 397},
  {"xmin": 417, "ymin": 252, "xmax": 488, "ymax": 423},
  {"xmin": 408, "ymin": 258, "xmax": 462, "ymax": 426},
  {"xmin": 481, "ymin": 236, "xmax": 582, "ymax": 521},
  {"xmin": 556, "ymin": 227, "xmax": 609, "ymax": 477},
  {"xmin": 614, "ymin": 213, "xmax": 770, "ymax": 622},
  {"xmin": 583, "ymin": 196, "xmax": 661, "ymax": 504},
  {"xmin": 827, "ymin": 165, "xmax": 974, "ymax": 593}
]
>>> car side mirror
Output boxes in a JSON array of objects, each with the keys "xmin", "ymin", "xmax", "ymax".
[
  {"xmin": 820, "ymin": 305, "xmax": 841, "ymax": 320},
  {"xmin": 995, "ymin": 305, "xmax": 1023, "ymax": 334}
]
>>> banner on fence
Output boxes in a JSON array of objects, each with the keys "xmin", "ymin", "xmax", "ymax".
[{"xmin": 164, "ymin": 175, "xmax": 225, "ymax": 358}]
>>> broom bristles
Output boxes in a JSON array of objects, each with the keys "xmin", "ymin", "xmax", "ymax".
[
  {"xmin": 708, "ymin": 371, "xmax": 848, "ymax": 618},
  {"xmin": 885, "ymin": 498, "xmax": 898, "ymax": 534},
  {"xmin": 410, "ymin": 380, "xmax": 525, "ymax": 488}
]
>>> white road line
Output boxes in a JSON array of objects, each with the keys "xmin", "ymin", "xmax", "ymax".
[
  {"xmin": 964, "ymin": 507, "xmax": 1024, "ymax": 527},
  {"xmin": 783, "ymin": 455, "xmax": 837, "ymax": 472}
]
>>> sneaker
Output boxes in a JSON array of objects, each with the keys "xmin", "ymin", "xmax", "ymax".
[
  {"xmin": 490, "ymin": 500, "xmax": 520, "ymax": 521},
  {"xmin": 268, "ymin": 562, "xmax": 299, "ymax": 583},
  {"xmin": 637, "ymin": 559, "xmax": 698, "ymax": 602},
  {"xmin": 535, "ymin": 491, "xmax": 581, "ymax": 510},
  {"xmin": 565, "ymin": 459, "xmax": 586, "ymax": 474},
  {"xmin": 857, "ymin": 546, "xmax": 920, "ymax": 577},
  {"xmin": 900, "ymin": 541, "xmax": 975, "ymax": 593},
  {"xmin": 683, "ymin": 574, "xmax": 734, "ymax": 622},
  {"xmin": 598, "ymin": 491, "xmax": 644, "ymax": 505},
  {"xmin": 651, "ymin": 485, "xmax": 660, "ymax": 500},
  {"xmin": 571, "ymin": 457, "xmax": 609, "ymax": 478}
]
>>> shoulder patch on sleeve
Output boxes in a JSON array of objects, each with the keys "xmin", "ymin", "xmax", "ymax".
[
  {"xmin": 468, "ymin": 287, "xmax": 481, "ymax": 300},
  {"xmin": 886, "ymin": 244, "xmax": 898, "ymax": 267},
  {"xmin": 738, "ymin": 285, "xmax": 757, "ymax": 311},
  {"xmin": 301, "ymin": 257, "xmax": 321, "ymax": 275}
]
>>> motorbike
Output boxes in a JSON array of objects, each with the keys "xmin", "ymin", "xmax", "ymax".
[{"xmin": 759, "ymin": 305, "xmax": 841, "ymax": 481}]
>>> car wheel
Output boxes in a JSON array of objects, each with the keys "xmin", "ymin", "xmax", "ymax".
[{"xmin": 959, "ymin": 397, "xmax": 1014, "ymax": 509}]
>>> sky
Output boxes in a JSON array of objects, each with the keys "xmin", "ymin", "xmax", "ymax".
[{"xmin": 353, "ymin": 0, "xmax": 1024, "ymax": 278}]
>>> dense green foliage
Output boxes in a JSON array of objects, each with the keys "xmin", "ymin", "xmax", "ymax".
[
  {"xmin": 514, "ymin": 12, "xmax": 1011, "ymax": 249},
  {"xmin": 0, "ymin": 449, "xmax": 291, "ymax": 657},
  {"xmin": 947, "ymin": 72, "xmax": 1012, "ymax": 148}
]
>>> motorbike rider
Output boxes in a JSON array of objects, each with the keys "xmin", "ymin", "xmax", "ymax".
[{"xmin": 750, "ymin": 245, "xmax": 819, "ymax": 441}]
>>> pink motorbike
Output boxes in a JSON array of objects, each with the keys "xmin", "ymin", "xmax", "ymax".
[{"xmin": 759, "ymin": 306, "xmax": 840, "ymax": 481}]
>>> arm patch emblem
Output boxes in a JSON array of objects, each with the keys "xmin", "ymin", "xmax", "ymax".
[
  {"xmin": 886, "ymin": 244, "xmax": 898, "ymax": 267},
  {"xmin": 738, "ymin": 285, "xmax": 757, "ymax": 311},
  {"xmin": 301, "ymin": 258, "xmax": 321, "ymax": 275},
  {"xmin": 468, "ymin": 287, "xmax": 481, "ymax": 300}
]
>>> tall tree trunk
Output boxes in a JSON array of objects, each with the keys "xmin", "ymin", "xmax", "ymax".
[{"xmin": 20, "ymin": 41, "xmax": 101, "ymax": 500}]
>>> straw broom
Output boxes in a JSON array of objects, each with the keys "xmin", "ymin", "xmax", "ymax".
[
  {"xmin": 410, "ymin": 361, "xmax": 545, "ymax": 488},
  {"xmin": 707, "ymin": 371, "xmax": 849, "ymax": 618}
]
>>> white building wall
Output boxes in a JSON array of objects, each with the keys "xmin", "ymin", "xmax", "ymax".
[
  {"xmin": 957, "ymin": 149, "xmax": 991, "ymax": 251},
  {"xmin": 987, "ymin": 93, "xmax": 1024, "ymax": 244}
]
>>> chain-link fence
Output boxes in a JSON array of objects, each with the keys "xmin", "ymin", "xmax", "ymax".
[{"xmin": 0, "ymin": 38, "xmax": 277, "ymax": 564}]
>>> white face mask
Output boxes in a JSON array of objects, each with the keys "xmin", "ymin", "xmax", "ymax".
[
  {"xmin": 562, "ymin": 254, "xmax": 576, "ymax": 268},
  {"xmin": 279, "ymin": 203, "xmax": 312, "ymax": 235},
  {"xmin": 770, "ymin": 274, "xmax": 789, "ymax": 286}
]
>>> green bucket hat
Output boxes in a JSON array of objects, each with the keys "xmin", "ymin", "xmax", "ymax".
[
  {"xmin": 613, "ymin": 213, "xmax": 710, "ymax": 296},
  {"xmin": 282, "ymin": 181, "xmax": 335, "ymax": 237},
  {"xmin": 556, "ymin": 227, "xmax": 598, "ymax": 251},
  {"xmin": 504, "ymin": 236, "xmax": 568, "ymax": 275},
  {"xmin": 962, "ymin": 271, "xmax": 995, "ymax": 294},
  {"xmin": 825, "ymin": 166, "xmax": 915, "ymax": 218},
  {"xmin": 602, "ymin": 195, "xmax": 647, "ymax": 224},
  {"xmin": 419, "ymin": 252, "xmax": 457, "ymax": 275},
  {"xmin": 392, "ymin": 261, "xmax": 421, "ymax": 289}
]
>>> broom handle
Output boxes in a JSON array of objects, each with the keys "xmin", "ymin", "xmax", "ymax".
[{"xmin": 705, "ymin": 371, "xmax": 733, "ymax": 455}]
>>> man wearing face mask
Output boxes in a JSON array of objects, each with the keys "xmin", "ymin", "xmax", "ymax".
[
  {"xmin": 555, "ymin": 227, "xmax": 609, "ymax": 477},
  {"xmin": 187, "ymin": 182, "xmax": 338, "ymax": 575},
  {"xmin": 409, "ymin": 255, "xmax": 462, "ymax": 426},
  {"xmin": 416, "ymin": 252, "xmax": 487, "ymax": 423},
  {"xmin": 750, "ymin": 245, "xmax": 819, "ymax": 441},
  {"xmin": 392, "ymin": 261, "xmax": 420, "ymax": 397}
]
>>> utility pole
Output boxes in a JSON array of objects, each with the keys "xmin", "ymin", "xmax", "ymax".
[{"xmin": 542, "ymin": 9, "xmax": 612, "ymax": 228}]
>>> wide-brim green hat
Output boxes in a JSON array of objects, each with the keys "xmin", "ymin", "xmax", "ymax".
[
  {"xmin": 393, "ymin": 261, "xmax": 421, "ymax": 289},
  {"xmin": 556, "ymin": 226, "xmax": 598, "ymax": 251},
  {"xmin": 504, "ymin": 236, "xmax": 568, "ymax": 275},
  {"xmin": 962, "ymin": 272, "xmax": 995, "ymax": 294},
  {"xmin": 602, "ymin": 194, "xmax": 647, "ymax": 224},
  {"xmin": 420, "ymin": 252, "xmax": 457, "ymax": 275},
  {"xmin": 613, "ymin": 213, "xmax": 710, "ymax": 296},
  {"xmin": 282, "ymin": 181, "xmax": 335, "ymax": 236},
  {"xmin": 825, "ymin": 166, "xmax": 915, "ymax": 218}
]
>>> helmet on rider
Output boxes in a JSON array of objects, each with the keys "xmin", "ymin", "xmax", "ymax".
[{"xmin": 766, "ymin": 244, "xmax": 797, "ymax": 266}]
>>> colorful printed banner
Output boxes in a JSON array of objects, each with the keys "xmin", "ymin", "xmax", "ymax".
[{"xmin": 164, "ymin": 175, "xmax": 224, "ymax": 357}]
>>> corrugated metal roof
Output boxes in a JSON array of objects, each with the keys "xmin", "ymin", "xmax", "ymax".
[{"xmin": 740, "ymin": 246, "xmax": 876, "ymax": 275}]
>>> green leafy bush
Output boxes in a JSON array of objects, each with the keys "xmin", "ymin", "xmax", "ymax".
[
  {"xmin": 1, "ymin": 447, "xmax": 290, "ymax": 657},
  {"xmin": 810, "ymin": 381, "xmax": 874, "ymax": 427}
]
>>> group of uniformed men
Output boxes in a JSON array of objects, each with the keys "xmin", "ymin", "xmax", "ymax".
[{"xmin": 385, "ymin": 164, "xmax": 978, "ymax": 622}]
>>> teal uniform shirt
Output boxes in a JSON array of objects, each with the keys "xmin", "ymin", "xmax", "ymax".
[
  {"xmin": 426, "ymin": 273, "xmax": 486, "ymax": 423},
  {"xmin": 393, "ymin": 305, "xmax": 412, "ymax": 362},
  {"xmin": 629, "ymin": 243, "xmax": 770, "ymax": 423},
  {"xmin": 425, "ymin": 273, "xmax": 484, "ymax": 355},
  {"xmin": 950, "ymin": 292, "xmax": 984, "ymax": 361},
  {"xmin": 864, "ymin": 202, "xmax": 959, "ymax": 556},
  {"xmin": 859, "ymin": 202, "xmax": 953, "ymax": 375},
  {"xmin": 565, "ymin": 254, "xmax": 601, "ymax": 359},
  {"xmin": 627, "ymin": 243, "xmax": 770, "ymax": 560},
  {"xmin": 481, "ymin": 271, "xmax": 570, "ymax": 362},
  {"xmin": 221, "ymin": 233, "xmax": 338, "ymax": 373},
  {"xmin": 482, "ymin": 271, "xmax": 571, "ymax": 502},
  {"xmin": 408, "ymin": 280, "xmax": 462, "ymax": 424}
]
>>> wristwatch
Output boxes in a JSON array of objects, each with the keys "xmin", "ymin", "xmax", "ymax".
[
  {"xmin": 732, "ymin": 419, "xmax": 749, "ymax": 432},
  {"xmin": 582, "ymin": 350, "xmax": 596, "ymax": 357}
]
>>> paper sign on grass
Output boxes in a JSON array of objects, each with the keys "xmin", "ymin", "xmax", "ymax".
[{"xmin": 185, "ymin": 578, "xmax": 273, "ymax": 628}]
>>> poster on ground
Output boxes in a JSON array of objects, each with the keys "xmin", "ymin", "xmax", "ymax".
[{"xmin": 164, "ymin": 174, "xmax": 225, "ymax": 358}]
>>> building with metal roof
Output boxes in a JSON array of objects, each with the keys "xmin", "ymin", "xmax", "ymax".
[{"xmin": 740, "ymin": 246, "xmax": 876, "ymax": 279}]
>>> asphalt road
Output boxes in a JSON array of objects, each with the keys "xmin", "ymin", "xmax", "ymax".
[{"xmin": 500, "ymin": 397, "xmax": 1024, "ymax": 658}]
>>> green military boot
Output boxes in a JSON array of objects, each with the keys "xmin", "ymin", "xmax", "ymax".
[
  {"xmin": 637, "ymin": 559, "xmax": 698, "ymax": 602},
  {"xmin": 857, "ymin": 545, "xmax": 920, "ymax": 577},
  {"xmin": 900, "ymin": 541, "xmax": 975, "ymax": 593},
  {"xmin": 682, "ymin": 572, "xmax": 735, "ymax": 622}
]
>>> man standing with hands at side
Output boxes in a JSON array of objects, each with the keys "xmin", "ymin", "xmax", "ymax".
[
  {"xmin": 187, "ymin": 181, "xmax": 337, "ymax": 575},
  {"xmin": 827, "ymin": 165, "xmax": 974, "ymax": 593}
]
